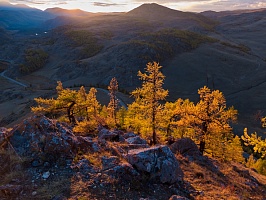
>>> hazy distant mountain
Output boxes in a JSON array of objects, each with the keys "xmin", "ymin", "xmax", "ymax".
[
  {"xmin": 0, "ymin": 2, "xmax": 38, "ymax": 11},
  {"xmin": 0, "ymin": 10, "xmax": 55, "ymax": 30},
  {"xmin": 0, "ymin": 3, "xmax": 56, "ymax": 30},
  {"xmin": 201, "ymin": 8, "xmax": 266, "ymax": 19},
  {"xmin": 45, "ymin": 7, "xmax": 94, "ymax": 17}
]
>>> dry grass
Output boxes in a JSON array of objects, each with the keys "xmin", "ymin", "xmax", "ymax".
[
  {"xmin": 0, "ymin": 148, "xmax": 28, "ymax": 186},
  {"xmin": 34, "ymin": 177, "xmax": 71, "ymax": 200},
  {"xmin": 177, "ymin": 154, "xmax": 266, "ymax": 200},
  {"xmin": 83, "ymin": 151, "xmax": 112, "ymax": 168}
]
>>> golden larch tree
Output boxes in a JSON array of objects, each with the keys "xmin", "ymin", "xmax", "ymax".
[{"xmin": 130, "ymin": 62, "xmax": 168, "ymax": 144}]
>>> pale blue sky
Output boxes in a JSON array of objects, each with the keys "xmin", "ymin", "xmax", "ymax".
[{"xmin": 5, "ymin": 0, "xmax": 266, "ymax": 12}]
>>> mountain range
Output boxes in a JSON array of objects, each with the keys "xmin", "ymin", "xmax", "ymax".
[{"xmin": 0, "ymin": 3, "xmax": 266, "ymax": 136}]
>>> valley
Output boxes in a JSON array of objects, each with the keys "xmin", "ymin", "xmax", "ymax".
[
  {"xmin": 1, "ymin": 2, "xmax": 266, "ymax": 200},
  {"xmin": 1, "ymin": 3, "xmax": 266, "ymax": 135}
]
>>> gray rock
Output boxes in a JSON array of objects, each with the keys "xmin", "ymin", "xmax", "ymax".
[
  {"xmin": 42, "ymin": 171, "xmax": 50, "ymax": 179},
  {"xmin": 126, "ymin": 145, "xmax": 183, "ymax": 183},
  {"xmin": 104, "ymin": 163, "xmax": 140, "ymax": 180},
  {"xmin": 32, "ymin": 191, "xmax": 37, "ymax": 196},
  {"xmin": 124, "ymin": 132, "xmax": 137, "ymax": 139},
  {"xmin": 125, "ymin": 136, "xmax": 147, "ymax": 145},
  {"xmin": 121, "ymin": 144, "xmax": 150, "ymax": 152},
  {"xmin": 98, "ymin": 128, "xmax": 120, "ymax": 142}
]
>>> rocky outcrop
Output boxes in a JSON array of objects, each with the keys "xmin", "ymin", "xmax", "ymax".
[
  {"xmin": 170, "ymin": 138, "xmax": 201, "ymax": 157},
  {"xmin": 8, "ymin": 115, "xmax": 100, "ymax": 164},
  {"xmin": 126, "ymin": 145, "xmax": 183, "ymax": 183}
]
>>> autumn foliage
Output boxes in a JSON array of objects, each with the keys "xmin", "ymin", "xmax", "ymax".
[{"xmin": 32, "ymin": 62, "xmax": 247, "ymax": 162}]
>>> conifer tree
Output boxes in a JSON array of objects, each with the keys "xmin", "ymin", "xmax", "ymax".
[
  {"xmin": 32, "ymin": 82, "xmax": 78, "ymax": 124},
  {"xmin": 130, "ymin": 62, "xmax": 168, "ymax": 144},
  {"xmin": 31, "ymin": 81, "xmax": 100, "ymax": 125},
  {"xmin": 87, "ymin": 87, "xmax": 100, "ymax": 118},
  {"xmin": 242, "ymin": 128, "xmax": 266, "ymax": 158},
  {"xmin": 76, "ymin": 86, "xmax": 88, "ymax": 119},
  {"xmin": 168, "ymin": 86, "xmax": 237, "ymax": 155},
  {"xmin": 107, "ymin": 77, "xmax": 119, "ymax": 125}
]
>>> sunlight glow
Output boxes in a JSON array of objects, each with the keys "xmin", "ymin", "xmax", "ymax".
[{"xmin": 8, "ymin": 0, "xmax": 266, "ymax": 12}]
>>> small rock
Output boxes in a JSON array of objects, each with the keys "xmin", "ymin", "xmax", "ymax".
[
  {"xmin": 32, "ymin": 191, "xmax": 37, "ymax": 196},
  {"xmin": 44, "ymin": 162, "xmax": 50, "ymax": 167},
  {"xmin": 31, "ymin": 160, "xmax": 42, "ymax": 167},
  {"xmin": 42, "ymin": 171, "xmax": 50, "ymax": 179},
  {"xmin": 169, "ymin": 195, "xmax": 189, "ymax": 200}
]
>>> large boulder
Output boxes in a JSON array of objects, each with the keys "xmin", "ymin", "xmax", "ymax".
[
  {"xmin": 126, "ymin": 145, "xmax": 183, "ymax": 183},
  {"xmin": 170, "ymin": 138, "xmax": 201, "ymax": 157}
]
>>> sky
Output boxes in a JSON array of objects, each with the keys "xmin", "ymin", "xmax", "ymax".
[{"xmin": 4, "ymin": 0, "xmax": 266, "ymax": 12}]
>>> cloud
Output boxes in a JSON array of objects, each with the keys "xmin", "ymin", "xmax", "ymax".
[
  {"xmin": 93, "ymin": 1, "xmax": 126, "ymax": 7},
  {"xmin": 131, "ymin": 0, "xmax": 266, "ymax": 12},
  {"xmin": 9, "ymin": 0, "xmax": 74, "ymax": 5},
  {"xmin": 185, "ymin": 0, "xmax": 266, "ymax": 12}
]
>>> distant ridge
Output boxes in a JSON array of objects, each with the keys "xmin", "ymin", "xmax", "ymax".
[
  {"xmin": 0, "ymin": 2, "xmax": 40, "ymax": 11},
  {"xmin": 45, "ymin": 7, "xmax": 93, "ymax": 17},
  {"xmin": 201, "ymin": 8, "xmax": 266, "ymax": 18}
]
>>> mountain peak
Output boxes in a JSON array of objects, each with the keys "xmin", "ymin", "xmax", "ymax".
[{"xmin": 127, "ymin": 3, "xmax": 185, "ymax": 19}]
